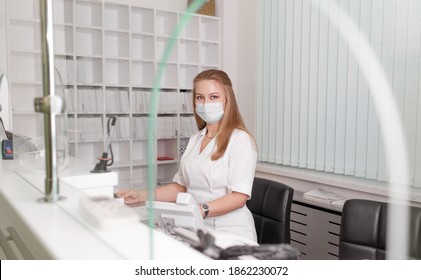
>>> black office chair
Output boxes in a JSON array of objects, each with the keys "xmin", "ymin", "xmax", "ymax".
[
  {"xmin": 339, "ymin": 199, "xmax": 421, "ymax": 260},
  {"xmin": 246, "ymin": 177, "xmax": 294, "ymax": 244}
]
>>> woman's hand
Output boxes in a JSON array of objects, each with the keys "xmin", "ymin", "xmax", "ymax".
[
  {"xmin": 115, "ymin": 183, "xmax": 186, "ymax": 205},
  {"xmin": 115, "ymin": 189, "xmax": 146, "ymax": 205}
]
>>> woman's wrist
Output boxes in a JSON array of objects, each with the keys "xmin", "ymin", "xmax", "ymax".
[
  {"xmin": 199, "ymin": 206, "xmax": 205, "ymax": 218},
  {"xmin": 140, "ymin": 190, "xmax": 149, "ymax": 202},
  {"xmin": 200, "ymin": 203, "xmax": 210, "ymax": 219},
  {"xmin": 140, "ymin": 189, "xmax": 158, "ymax": 202}
]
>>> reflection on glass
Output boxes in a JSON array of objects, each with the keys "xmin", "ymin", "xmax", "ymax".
[
  {"xmin": 0, "ymin": 74, "xmax": 11, "ymax": 135},
  {"xmin": 14, "ymin": 68, "xmax": 70, "ymax": 174}
]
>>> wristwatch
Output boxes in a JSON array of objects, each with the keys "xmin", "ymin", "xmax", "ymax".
[{"xmin": 201, "ymin": 203, "xmax": 210, "ymax": 219}]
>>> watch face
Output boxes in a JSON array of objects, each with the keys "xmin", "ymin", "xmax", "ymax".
[{"xmin": 202, "ymin": 203, "xmax": 209, "ymax": 211}]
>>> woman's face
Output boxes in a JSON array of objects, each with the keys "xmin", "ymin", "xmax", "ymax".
[{"xmin": 194, "ymin": 79, "xmax": 226, "ymax": 106}]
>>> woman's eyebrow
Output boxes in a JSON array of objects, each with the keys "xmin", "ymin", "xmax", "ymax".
[{"xmin": 195, "ymin": 91, "xmax": 220, "ymax": 96}]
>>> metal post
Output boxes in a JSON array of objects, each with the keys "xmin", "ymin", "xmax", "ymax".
[{"xmin": 36, "ymin": 0, "xmax": 64, "ymax": 202}]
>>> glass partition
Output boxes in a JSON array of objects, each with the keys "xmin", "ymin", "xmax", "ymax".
[{"xmin": 4, "ymin": 0, "xmax": 217, "ymax": 260}]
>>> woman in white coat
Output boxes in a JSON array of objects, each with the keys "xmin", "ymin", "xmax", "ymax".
[{"xmin": 116, "ymin": 69, "xmax": 258, "ymax": 242}]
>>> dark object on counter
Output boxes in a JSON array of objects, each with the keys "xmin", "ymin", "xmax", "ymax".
[
  {"xmin": 195, "ymin": 230, "xmax": 301, "ymax": 260},
  {"xmin": 91, "ymin": 117, "xmax": 116, "ymax": 173},
  {"xmin": 2, "ymin": 139, "xmax": 13, "ymax": 159}
]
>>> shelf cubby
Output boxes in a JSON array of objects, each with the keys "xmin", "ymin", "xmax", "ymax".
[
  {"xmin": 180, "ymin": 115, "xmax": 197, "ymax": 138},
  {"xmin": 131, "ymin": 115, "xmax": 148, "ymax": 140},
  {"xmin": 9, "ymin": 19, "xmax": 41, "ymax": 52},
  {"xmin": 109, "ymin": 141, "xmax": 131, "ymax": 166},
  {"xmin": 132, "ymin": 140, "xmax": 148, "ymax": 163},
  {"xmin": 54, "ymin": 24, "xmax": 74, "ymax": 54},
  {"xmin": 201, "ymin": 42, "xmax": 220, "ymax": 67},
  {"xmin": 201, "ymin": 17, "xmax": 220, "ymax": 42},
  {"xmin": 132, "ymin": 89, "xmax": 151, "ymax": 114},
  {"xmin": 179, "ymin": 64, "xmax": 199, "ymax": 89},
  {"xmin": 158, "ymin": 90, "xmax": 178, "ymax": 114},
  {"xmin": 76, "ymin": 57, "xmax": 103, "ymax": 84},
  {"xmin": 104, "ymin": 31, "xmax": 130, "ymax": 58},
  {"xmin": 77, "ymin": 115, "xmax": 104, "ymax": 142},
  {"xmin": 156, "ymin": 116, "xmax": 178, "ymax": 139},
  {"xmin": 131, "ymin": 61, "xmax": 154, "ymax": 87},
  {"xmin": 131, "ymin": 7, "xmax": 154, "ymax": 34},
  {"xmin": 179, "ymin": 14, "xmax": 199, "ymax": 40},
  {"xmin": 68, "ymin": 115, "xmax": 77, "ymax": 141},
  {"xmin": 104, "ymin": 59, "xmax": 130, "ymax": 85},
  {"xmin": 69, "ymin": 141, "xmax": 76, "ymax": 154},
  {"xmin": 75, "ymin": 0, "xmax": 102, "ymax": 28},
  {"xmin": 55, "ymin": 55, "xmax": 74, "ymax": 84},
  {"xmin": 156, "ymin": 36, "xmax": 178, "ymax": 62},
  {"xmin": 158, "ymin": 63, "xmax": 178, "ymax": 88},
  {"xmin": 53, "ymin": 0, "xmax": 73, "ymax": 25},
  {"xmin": 9, "ymin": 53, "xmax": 42, "ymax": 83},
  {"xmin": 113, "ymin": 166, "xmax": 132, "ymax": 188},
  {"xmin": 131, "ymin": 166, "xmax": 148, "ymax": 188},
  {"xmin": 10, "ymin": 84, "xmax": 43, "ymax": 112},
  {"xmin": 62, "ymin": 86, "xmax": 76, "ymax": 113},
  {"xmin": 179, "ymin": 90, "xmax": 194, "ymax": 113},
  {"xmin": 75, "ymin": 27, "xmax": 102, "ymax": 56},
  {"xmin": 155, "ymin": 10, "xmax": 177, "ymax": 37},
  {"xmin": 179, "ymin": 39, "xmax": 199, "ymax": 64},
  {"xmin": 157, "ymin": 163, "xmax": 178, "ymax": 185},
  {"xmin": 76, "ymin": 86, "xmax": 103, "ymax": 113},
  {"xmin": 78, "ymin": 141, "xmax": 105, "ymax": 164},
  {"xmin": 157, "ymin": 139, "xmax": 178, "ymax": 160},
  {"xmin": 12, "ymin": 114, "xmax": 44, "ymax": 138},
  {"xmin": 104, "ymin": 3, "xmax": 129, "ymax": 31},
  {"xmin": 105, "ymin": 87, "xmax": 130, "ymax": 113},
  {"xmin": 131, "ymin": 34, "xmax": 154, "ymax": 60},
  {"xmin": 8, "ymin": 0, "xmax": 40, "ymax": 20}
]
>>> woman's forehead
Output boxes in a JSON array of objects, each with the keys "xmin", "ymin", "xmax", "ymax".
[{"xmin": 195, "ymin": 79, "xmax": 224, "ymax": 95}]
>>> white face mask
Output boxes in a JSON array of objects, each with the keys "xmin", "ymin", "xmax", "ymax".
[{"xmin": 196, "ymin": 102, "xmax": 224, "ymax": 124}]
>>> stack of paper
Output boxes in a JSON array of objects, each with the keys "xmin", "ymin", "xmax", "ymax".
[
  {"xmin": 303, "ymin": 188, "xmax": 347, "ymax": 207},
  {"xmin": 180, "ymin": 116, "xmax": 197, "ymax": 137},
  {"xmin": 133, "ymin": 89, "xmax": 151, "ymax": 113}
]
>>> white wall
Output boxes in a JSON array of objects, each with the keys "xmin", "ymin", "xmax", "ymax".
[
  {"xmin": 0, "ymin": 0, "xmax": 10, "ymax": 129},
  {"xmin": 235, "ymin": 0, "xmax": 257, "ymax": 137},
  {"xmin": 0, "ymin": 0, "xmax": 7, "ymax": 75},
  {"xmin": 216, "ymin": 0, "xmax": 257, "ymax": 137}
]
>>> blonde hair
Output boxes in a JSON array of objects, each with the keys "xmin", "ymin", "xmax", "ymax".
[{"xmin": 192, "ymin": 69, "xmax": 255, "ymax": 160}]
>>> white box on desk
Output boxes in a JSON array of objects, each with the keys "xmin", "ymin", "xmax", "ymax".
[
  {"xmin": 15, "ymin": 157, "xmax": 118, "ymax": 198},
  {"xmin": 60, "ymin": 172, "xmax": 116, "ymax": 198}
]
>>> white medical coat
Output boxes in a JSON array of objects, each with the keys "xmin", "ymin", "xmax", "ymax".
[{"xmin": 173, "ymin": 128, "xmax": 258, "ymax": 242}]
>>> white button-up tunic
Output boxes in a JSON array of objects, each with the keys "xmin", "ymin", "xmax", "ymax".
[{"xmin": 173, "ymin": 128, "xmax": 258, "ymax": 242}]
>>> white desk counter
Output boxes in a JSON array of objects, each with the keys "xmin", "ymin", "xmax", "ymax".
[{"xmin": 0, "ymin": 158, "xmax": 209, "ymax": 260}]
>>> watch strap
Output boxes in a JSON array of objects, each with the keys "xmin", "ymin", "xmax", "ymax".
[{"xmin": 201, "ymin": 203, "xmax": 209, "ymax": 219}]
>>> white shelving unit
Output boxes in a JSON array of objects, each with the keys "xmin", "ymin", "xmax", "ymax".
[{"xmin": 6, "ymin": 0, "xmax": 221, "ymax": 189}]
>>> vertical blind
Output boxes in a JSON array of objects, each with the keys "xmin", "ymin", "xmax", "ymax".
[{"xmin": 256, "ymin": 0, "xmax": 421, "ymax": 187}]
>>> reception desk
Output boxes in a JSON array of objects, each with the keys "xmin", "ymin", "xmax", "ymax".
[{"xmin": 0, "ymin": 158, "xmax": 209, "ymax": 260}]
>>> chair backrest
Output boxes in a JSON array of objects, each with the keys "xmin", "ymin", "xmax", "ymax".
[
  {"xmin": 339, "ymin": 199, "xmax": 421, "ymax": 260},
  {"xmin": 246, "ymin": 177, "xmax": 294, "ymax": 244}
]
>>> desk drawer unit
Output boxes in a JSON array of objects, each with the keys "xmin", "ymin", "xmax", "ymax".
[{"xmin": 290, "ymin": 202, "xmax": 341, "ymax": 260}]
